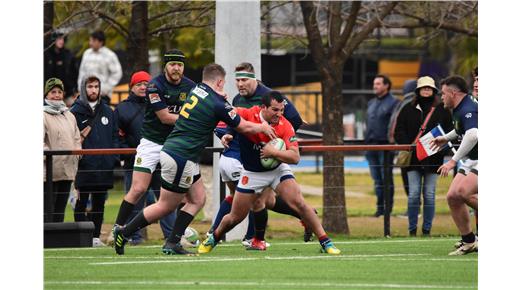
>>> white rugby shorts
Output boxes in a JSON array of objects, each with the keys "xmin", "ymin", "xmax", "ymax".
[
  {"xmin": 160, "ymin": 150, "xmax": 200, "ymax": 193},
  {"xmin": 219, "ymin": 155, "xmax": 243, "ymax": 182},
  {"xmin": 133, "ymin": 138, "xmax": 162, "ymax": 173},
  {"xmin": 236, "ymin": 163, "xmax": 295, "ymax": 194},
  {"xmin": 458, "ymin": 158, "xmax": 478, "ymax": 175}
]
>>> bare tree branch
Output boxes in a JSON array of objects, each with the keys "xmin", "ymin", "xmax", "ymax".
[
  {"xmin": 334, "ymin": 1, "xmax": 361, "ymax": 56},
  {"xmin": 341, "ymin": 1, "xmax": 398, "ymax": 61},
  {"xmin": 149, "ymin": 22, "xmax": 214, "ymax": 37},
  {"xmin": 260, "ymin": 1, "xmax": 292, "ymax": 20},
  {"xmin": 90, "ymin": 9, "xmax": 130, "ymax": 38},
  {"xmin": 328, "ymin": 1, "xmax": 342, "ymax": 49},
  {"xmin": 148, "ymin": 2, "xmax": 215, "ymax": 22},
  {"xmin": 300, "ymin": 1, "xmax": 330, "ymax": 76}
]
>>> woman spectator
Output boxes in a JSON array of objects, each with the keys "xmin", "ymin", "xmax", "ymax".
[
  {"xmin": 43, "ymin": 78, "xmax": 81, "ymax": 222},
  {"xmin": 394, "ymin": 76, "xmax": 453, "ymax": 236}
]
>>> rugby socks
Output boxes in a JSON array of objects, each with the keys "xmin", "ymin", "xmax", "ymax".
[
  {"xmin": 253, "ymin": 208, "xmax": 268, "ymax": 241},
  {"xmin": 245, "ymin": 211, "xmax": 255, "ymax": 240},
  {"xmin": 176, "ymin": 202, "xmax": 186, "ymax": 217},
  {"xmin": 271, "ymin": 196, "xmax": 300, "ymax": 219},
  {"xmin": 211, "ymin": 196, "xmax": 233, "ymax": 230},
  {"xmin": 121, "ymin": 211, "xmax": 150, "ymax": 237},
  {"xmin": 461, "ymin": 232, "xmax": 476, "ymax": 244},
  {"xmin": 167, "ymin": 210, "xmax": 194, "ymax": 244},
  {"xmin": 115, "ymin": 200, "xmax": 135, "ymax": 226},
  {"xmin": 318, "ymin": 234, "xmax": 331, "ymax": 248}
]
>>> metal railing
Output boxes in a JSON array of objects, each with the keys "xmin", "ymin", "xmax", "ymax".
[{"xmin": 44, "ymin": 142, "xmax": 413, "ymax": 237}]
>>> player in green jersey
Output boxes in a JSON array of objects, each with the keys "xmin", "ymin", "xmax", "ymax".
[
  {"xmin": 113, "ymin": 63, "xmax": 275, "ymax": 255},
  {"xmin": 112, "ymin": 50, "xmax": 204, "ymax": 253}
]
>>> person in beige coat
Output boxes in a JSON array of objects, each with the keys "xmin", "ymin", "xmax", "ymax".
[{"xmin": 44, "ymin": 78, "xmax": 81, "ymax": 222}]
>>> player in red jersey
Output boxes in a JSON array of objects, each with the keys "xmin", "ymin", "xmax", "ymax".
[{"xmin": 199, "ymin": 91, "xmax": 340, "ymax": 254}]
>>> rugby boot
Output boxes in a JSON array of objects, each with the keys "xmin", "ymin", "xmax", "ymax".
[
  {"xmin": 198, "ymin": 233, "xmax": 218, "ymax": 254},
  {"xmin": 242, "ymin": 237, "xmax": 271, "ymax": 248},
  {"xmin": 246, "ymin": 237, "xmax": 267, "ymax": 251},
  {"xmin": 449, "ymin": 239, "xmax": 478, "ymax": 256},
  {"xmin": 453, "ymin": 239, "xmax": 464, "ymax": 249},
  {"xmin": 320, "ymin": 240, "xmax": 341, "ymax": 255},
  {"xmin": 162, "ymin": 241, "xmax": 197, "ymax": 256},
  {"xmin": 112, "ymin": 225, "xmax": 128, "ymax": 255}
]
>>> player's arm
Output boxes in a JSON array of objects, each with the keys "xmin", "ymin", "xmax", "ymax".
[
  {"xmin": 451, "ymin": 128, "xmax": 478, "ymax": 162},
  {"xmin": 438, "ymin": 111, "xmax": 478, "ymax": 177},
  {"xmin": 221, "ymin": 106, "xmax": 276, "ymax": 139},
  {"xmin": 430, "ymin": 129, "xmax": 459, "ymax": 151},
  {"xmin": 155, "ymin": 108, "xmax": 179, "ymax": 125},
  {"xmin": 147, "ymin": 84, "xmax": 179, "ymax": 125},
  {"xmin": 220, "ymin": 134, "xmax": 234, "ymax": 149},
  {"xmin": 234, "ymin": 119, "xmax": 276, "ymax": 139},
  {"xmin": 261, "ymin": 143, "xmax": 300, "ymax": 164},
  {"xmin": 262, "ymin": 127, "xmax": 300, "ymax": 164}
]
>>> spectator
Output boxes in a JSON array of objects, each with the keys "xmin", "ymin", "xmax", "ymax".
[
  {"xmin": 77, "ymin": 30, "xmax": 122, "ymax": 105},
  {"xmin": 394, "ymin": 76, "xmax": 453, "ymax": 236},
  {"xmin": 114, "ymin": 71, "xmax": 176, "ymax": 245},
  {"xmin": 44, "ymin": 32, "xmax": 78, "ymax": 98},
  {"xmin": 365, "ymin": 74, "xmax": 399, "ymax": 217},
  {"xmin": 388, "ymin": 79, "xmax": 417, "ymax": 217},
  {"xmin": 70, "ymin": 75, "xmax": 119, "ymax": 247},
  {"xmin": 43, "ymin": 78, "xmax": 81, "ymax": 222}
]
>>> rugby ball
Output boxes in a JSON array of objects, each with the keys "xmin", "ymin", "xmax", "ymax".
[
  {"xmin": 180, "ymin": 227, "xmax": 200, "ymax": 248},
  {"xmin": 260, "ymin": 138, "xmax": 286, "ymax": 169}
]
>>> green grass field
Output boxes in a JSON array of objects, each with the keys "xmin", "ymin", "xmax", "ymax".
[{"xmin": 44, "ymin": 237, "xmax": 477, "ymax": 290}]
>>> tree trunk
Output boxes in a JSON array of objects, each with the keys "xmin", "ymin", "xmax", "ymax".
[
  {"xmin": 321, "ymin": 65, "xmax": 349, "ymax": 234},
  {"xmin": 127, "ymin": 1, "xmax": 149, "ymax": 73},
  {"xmin": 43, "ymin": 1, "xmax": 54, "ymax": 48}
]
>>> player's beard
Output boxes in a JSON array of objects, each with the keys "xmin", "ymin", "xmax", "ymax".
[{"xmin": 167, "ymin": 70, "xmax": 182, "ymax": 84}]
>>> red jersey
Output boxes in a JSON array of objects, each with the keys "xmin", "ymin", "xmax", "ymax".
[{"xmin": 235, "ymin": 106, "xmax": 298, "ymax": 172}]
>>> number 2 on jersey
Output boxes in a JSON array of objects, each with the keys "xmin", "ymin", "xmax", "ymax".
[{"xmin": 179, "ymin": 96, "xmax": 199, "ymax": 119}]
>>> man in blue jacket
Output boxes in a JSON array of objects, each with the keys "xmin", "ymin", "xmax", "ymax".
[
  {"xmin": 71, "ymin": 75, "xmax": 119, "ymax": 247},
  {"xmin": 365, "ymin": 75, "xmax": 399, "ymax": 217}
]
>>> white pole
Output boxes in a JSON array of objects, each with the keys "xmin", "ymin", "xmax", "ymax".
[{"xmin": 213, "ymin": 0, "xmax": 261, "ymax": 241}]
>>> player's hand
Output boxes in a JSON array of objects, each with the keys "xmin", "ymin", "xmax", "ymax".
[
  {"xmin": 430, "ymin": 136, "xmax": 448, "ymax": 152},
  {"xmin": 260, "ymin": 122, "xmax": 277, "ymax": 140},
  {"xmin": 221, "ymin": 134, "xmax": 234, "ymax": 149},
  {"xmin": 260, "ymin": 142, "xmax": 276, "ymax": 158},
  {"xmin": 437, "ymin": 159, "xmax": 457, "ymax": 177}
]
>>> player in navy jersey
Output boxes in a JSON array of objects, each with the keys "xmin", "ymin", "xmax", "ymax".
[
  {"xmin": 199, "ymin": 91, "xmax": 340, "ymax": 255},
  {"xmin": 210, "ymin": 62, "xmax": 312, "ymax": 247},
  {"xmin": 113, "ymin": 64, "xmax": 275, "ymax": 255},
  {"xmin": 431, "ymin": 76, "xmax": 478, "ymax": 255}
]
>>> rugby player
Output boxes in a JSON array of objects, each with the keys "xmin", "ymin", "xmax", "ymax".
[
  {"xmin": 112, "ymin": 49, "xmax": 203, "ymax": 254},
  {"xmin": 198, "ymin": 91, "xmax": 341, "ymax": 255},
  {"xmin": 430, "ymin": 76, "xmax": 478, "ymax": 255},
  {"xmin": 211, "ymin": 62, "xmax": 313, "ymax": 248}
]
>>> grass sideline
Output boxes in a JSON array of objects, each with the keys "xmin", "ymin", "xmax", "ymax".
[{"xmin": 44, "ymin": 237, "xmax": 477, "ymax": 290}]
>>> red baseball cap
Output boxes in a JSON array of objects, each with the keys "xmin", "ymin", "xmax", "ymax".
[{"xmin": 129, "ymin": 71, "xmax": 151, "ymax": 88}]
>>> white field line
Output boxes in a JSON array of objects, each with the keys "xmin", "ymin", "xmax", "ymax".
[
  {"xmin": 86, "ymin": 253, "xmax": 475, "ymax": 266},
  {"xmin": 44, "ymin": 237, "xmax": 458, "ymax": 252},
  {"xmin": 44, "ymin": 280, "xmax": 477, "ymax": 289}
]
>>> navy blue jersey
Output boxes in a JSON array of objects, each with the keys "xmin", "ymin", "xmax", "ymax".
[
  {"xmin": 222, "ymin": 83, "xmax": 302, "ymax": 161},
  {"xmin": 163, "ymin": 83, "xmax": 241, "ymax": 162},
  {"xmin": 141, "ymin": 75, "xmax": 196, "ymax": 145},
  {"xmin": 453, "ymin": 95, "xmax": 478, "ymax": 160}
]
